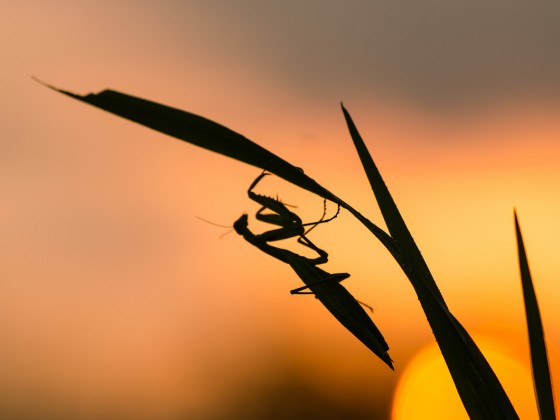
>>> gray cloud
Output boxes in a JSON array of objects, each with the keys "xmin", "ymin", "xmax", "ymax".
[{"xmin": 194, "ymin": 1, "xmax": 560, "ymax": 107}]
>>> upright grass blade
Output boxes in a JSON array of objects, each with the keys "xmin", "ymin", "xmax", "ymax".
[
  {"xmin": 340, "ymin": 103, "xmax": 445, "ymax": 306},
  {"xmin": 514, "ymin": 211, "xmax": 556, "ymax": 420},
  {"xmin": 341, "ymin": 104, "xmax": 519, "ymax": 419}
]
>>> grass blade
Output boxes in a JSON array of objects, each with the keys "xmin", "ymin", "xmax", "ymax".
[
  {"xmin": 38, "ymin": 80, "xmax": 403, "ymax": 366},
  {"xmin": 35, "ymin": 79, "xmax": 337, "ymax": 203},
  {"xmin": 38, "ymin": 81, "xmax": 407, "ymax": 274},
  {"xmin": 514, "ymin": 211, "xmax": 556, "ymax": 419},
  {"xmin": 342, "ymin": 104, "xmax": 519, "ymax": 419},
  {"xmin": 341, "ymin": 103, "xmax": 444, "ymax": 305}
]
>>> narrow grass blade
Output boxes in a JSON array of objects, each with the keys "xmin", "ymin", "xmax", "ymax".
[
  {"xmin": 37, "ymin": 80, "xmax": 406, "ymax": 276},
  {"xmin": 514, "ymin": 211, "xmax": 556, "ymax": 419},
  {"xmin": 35, "ymin": 79, "xmax": 337, "ymax": 203},
  {"xmin": 341, "ymin": 103, "xmax": 444, "ymax": 305},
  {"xmin": 342, "ymin": 104, "xmax": 519, "ymax": 419}
]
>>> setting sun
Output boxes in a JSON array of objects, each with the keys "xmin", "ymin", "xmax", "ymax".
[{"xmin": 392, "ymin": 337, "xmax": 541, "ymax": 419}]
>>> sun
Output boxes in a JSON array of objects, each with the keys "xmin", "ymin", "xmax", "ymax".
[{"xmin": 391, "ymin": 337, "xmax": 539, "ymax": 419}]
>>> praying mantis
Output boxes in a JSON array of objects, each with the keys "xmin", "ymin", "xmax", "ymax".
[{"xmin": 234, "ymin": 172, "xmax": 393, "ymax": 369}]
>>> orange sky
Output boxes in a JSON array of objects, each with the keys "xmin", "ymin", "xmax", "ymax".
[{"xmin": 1, "ymin": 2, "xmax": 559, "ymax": 418}]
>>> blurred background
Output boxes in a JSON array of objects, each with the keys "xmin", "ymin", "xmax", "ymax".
[{"xmin": 1, "ymin": 1, "xmax": 559, "ymax": 418}]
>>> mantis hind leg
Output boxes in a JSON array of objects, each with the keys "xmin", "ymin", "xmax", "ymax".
[
  {"xmin": 295, "ymin": 235, "xmax": 329, "ymax": 264},
  {"xmin": 289, "ymin": 273, "xmax": 350, "ymax": 294},
  {"xmin": 290, "ymin": 273, "xmax": 374, "ymax": 313}
]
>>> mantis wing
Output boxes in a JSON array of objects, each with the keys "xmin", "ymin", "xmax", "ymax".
[{"xmin": 289, "ymin": 260, "xmax": 393, "ymax": 369}]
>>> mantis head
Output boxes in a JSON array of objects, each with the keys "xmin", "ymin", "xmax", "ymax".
[{"xmin": 233, "ymin": 214, "xmax": 249, "ymax": 235}]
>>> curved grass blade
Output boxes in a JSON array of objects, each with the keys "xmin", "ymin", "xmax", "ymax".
[
  {"xmin": 37, "ymin": 80, "xmax": 404, "ymax": 367},
  {"xmin": 37, "ymin": 80, "xmax": 408, "ymax": 275},
  {"xmin": 34, "ymin": 78, "xmax": 338, "ymax": 204},
  {"xmin": 514, "ymin": 211, "xmax": 556, "ymax": 420},
  {"xmin": 342, "ymin": 104, "xmax": 519, "ymax": 419}
]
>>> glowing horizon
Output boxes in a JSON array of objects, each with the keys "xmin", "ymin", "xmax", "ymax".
[{"xmin": 1, "ymin": 2, "xmax": 559, "ymax": 418}]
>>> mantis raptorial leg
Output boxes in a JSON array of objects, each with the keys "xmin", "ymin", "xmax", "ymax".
[
  {"xmin": 233, "ymin": 172, "xmax": 393, "ymax": 369},
  {"xmin": 246, "ymin": 171, "xmax": 343, "ymax": 293},
  {"xmin": 247, "ymin": 171, "xmax": 340, "ymax": 243}
]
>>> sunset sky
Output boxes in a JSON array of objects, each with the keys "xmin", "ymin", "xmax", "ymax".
[{"xmin": 1, "ymin": 2, "xmax": 559, "ymax": 418}]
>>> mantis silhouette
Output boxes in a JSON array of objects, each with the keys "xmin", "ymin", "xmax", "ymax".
[{"xmin": 234, "ymin": 172, "xmax": 393, "ymax": 369}]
